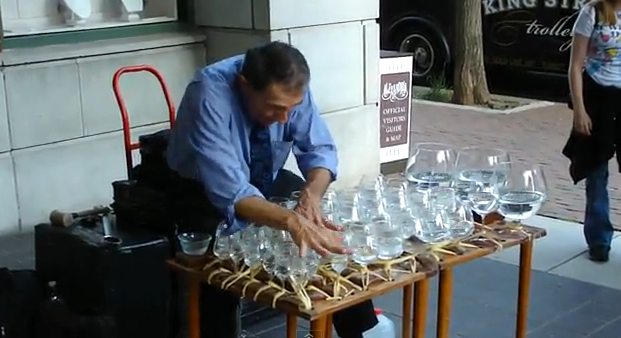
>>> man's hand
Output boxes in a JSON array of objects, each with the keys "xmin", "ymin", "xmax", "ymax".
[
  {"xmin": 286, "ymin": 212, "xmax": 348, "ymax": 257},
  {"xmin": 294, "ymin": 189, "xmax": 341, "ymax": 231}
]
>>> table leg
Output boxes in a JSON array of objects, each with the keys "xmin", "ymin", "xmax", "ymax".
[
  {"xmin": 187, "ymin": 275, "xmax": 200, "ymax": 338},
  {"xmin": 413, "ymin": 279, "xmax": 429, "ymax": 338},
  {"xmin": 402, "ymin": 284, "xmax": 413, "ymax": 338},
  {"xmin": 436, "ymin": 268, "xmax": 454, "ymax": 338},
  {"xmin": 516, "ymin": 240, "xmax": 534, "ymax": 338},
  {"xmin": 286, "ymin": 314, "xmax": 298, "ymax": 338},
  {"xmin": 310, "ymin": 316, "xmax": 328, "ymax": 338},
  {"xmin": 325, "ymin": 315, "xmax": 333, "ymax": 338}
]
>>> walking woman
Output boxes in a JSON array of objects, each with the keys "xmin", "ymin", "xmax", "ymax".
[{"xmin": 564, "ymin": 0, "xmax": 621, "ymax": 262}]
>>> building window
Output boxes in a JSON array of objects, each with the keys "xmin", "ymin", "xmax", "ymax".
[{"xmin": 1, "ymin": 0, "xmax": 178, "ymax": 37}]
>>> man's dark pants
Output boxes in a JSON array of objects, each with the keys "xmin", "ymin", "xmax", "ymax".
[{"xmin": 170, "ymin": 169, "xmax": 378, "ymax": 338}]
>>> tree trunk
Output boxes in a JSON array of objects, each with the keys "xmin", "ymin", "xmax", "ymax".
[{"xmin": 452, "ymin": 0, "xmax": 491, "ymax": 106}]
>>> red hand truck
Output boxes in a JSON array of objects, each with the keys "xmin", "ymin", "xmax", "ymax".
[{"xmin": 112, "ymin": 65, "xmax": 176, "ymax": 178}]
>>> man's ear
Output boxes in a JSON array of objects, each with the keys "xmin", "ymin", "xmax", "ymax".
[{"xmin": 237, "ymin": 74, "xmax": 249, "ymax": 88}]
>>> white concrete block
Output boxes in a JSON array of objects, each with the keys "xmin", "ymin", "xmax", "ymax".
[
  {"xmin": 12, "ymin": 123, "xmax": 168, "ymax": 229},
  {"xmin": 0, "ymin": 153, "xmax": 19, "ymax": 235},
  {"xmin": 284, "ymin": 105, "xmax": 379, "ymax": 189},
  {"xmin": 5, "ymin": 60, "xmax": 83, "ymax": 148},
  {"xmin": 363, "ymin": 20, "xmax": 380, "ymax": 105},
  {"xmin": 254, "ymin": 0, "xmax": 379, "ymax": 30},
  {"xmin": 194, "ymin": 0, "xmax": 253, "ymax": 29},
  {"xmin": 205, "ymin": 29, "xmax": 269, "ymax": 64},
  {"xmin": 16, "ymin": 0, "xmax": 56, "ymax": 19},
  {"xmin": 289, "ymin": 22, "xmax": 364, "ymax": 113},
  {"xmin": 204, "ymin": 28, "xmax": 290, "ymax": 64},
  {"xmin": 270, "ymin": 30, "xmax": 290, "ymax": 44},
  {"xmin": 78, "ymin": 45, "xmax": 204, "ymax": 136},
  {"xmin": 1, "ymin": 0, "xmax": 19, "ymax": 20},
  {"xmin": 0, "ymin": 74, "xmax": 10, "ymax": 152}
]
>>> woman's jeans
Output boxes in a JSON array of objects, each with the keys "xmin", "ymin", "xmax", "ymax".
[{"xmin": 584, "ymin": 162, "xmax": 614, "ymax": 248}]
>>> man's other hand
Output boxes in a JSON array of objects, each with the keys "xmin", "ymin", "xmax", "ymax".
[
  {"xmin": 286, "ymin": 212, "xmax": 348, "ymax": 257},
  {"xmin": 294, "ymin": 189, "xmax": 342, "ymax": 231}
]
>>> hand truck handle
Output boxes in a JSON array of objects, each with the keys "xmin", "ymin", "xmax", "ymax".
[{"xmin": 112, "ymin": 65, "xmax": 176, "ymax": 178}]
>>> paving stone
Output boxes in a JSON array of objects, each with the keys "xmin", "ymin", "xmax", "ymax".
[
  {"xmin": 587, "ymin": 317, "xmax": 621, "ymax": 338},
  {"xmin": 409, "ymin": 102, "xmax": 621, "ymax": 229}
]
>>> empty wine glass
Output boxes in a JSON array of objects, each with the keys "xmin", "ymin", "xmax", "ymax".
[
  {"xmin": 406, "ymin": 143, "xmax": 455, "ymax": 192},
  {"xmin": 497, "ymin": 162, "xmax": 547, "ymax": 223}
]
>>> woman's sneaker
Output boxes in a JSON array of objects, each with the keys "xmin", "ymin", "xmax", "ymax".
[{"xmin": 588, "ymin": 245, "xmax": 610, "ymax": 262}]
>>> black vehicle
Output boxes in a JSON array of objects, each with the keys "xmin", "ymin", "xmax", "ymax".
[{"xmin": 380, "ymin": 0, "xmax": 583, "ymax": 85}]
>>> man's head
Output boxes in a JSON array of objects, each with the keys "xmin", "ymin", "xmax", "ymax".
[{"xmin": 237, "ymin": 42, "xmax": 310, "ymax": 126}]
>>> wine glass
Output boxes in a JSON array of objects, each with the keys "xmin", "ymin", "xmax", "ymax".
[
  {"xmin": 375, "ymin": 218, "xmax": 404, "ymax": 260},
  {"xmin": 330, "ymin": 230, "xmax": 349, "ymax": 273},
  {"xmin": 213, "ymin": 221, "xmax": 244, "ymax": 264},
  {"xmin": 406, "ymin": 143, "xmax": 455, "ymax": 192},
  {"xmin": 270, "ymin": 196, "xmax": 295, "ymax": 209},
  {"xmin": 425, "ymin": 186, "xmax": 457, "ymax": 211},
  {"xmin": 337, "ymin": 190, "xmax": 368, "ymax": 225},
  {"xmin": 443, "ymin": 200, "xmax": 475, "ymax": 239},
  {"xmin": 238, "ymin": 225, "xmax": 264, "ymax": 270},
  {"xmin": 382, "ymin": 181, "xmax": 411, "ymax": 236},
  {"xmin": 347, "ymin": 220, "xmax": 378, "ymax": 266},
  {"xmin": 497, "ymin": 162, "xmax": 547, "ymax": 224},
  {"xmin": 453, "ymin": 147, "xmax": 510, "ymax": 203},
  {"xmin": 413, "ymin": 197, "xmax": 451, "ymax": 244}
]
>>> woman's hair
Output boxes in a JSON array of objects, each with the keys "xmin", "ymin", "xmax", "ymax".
[{"xmin": 594, "ymin": 0, "xmax": 619, "ymax": 26}]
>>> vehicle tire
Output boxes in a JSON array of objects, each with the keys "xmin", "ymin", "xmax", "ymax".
[{"xmin": 390, "ymin": 24, "xmax": 448, "ymax": 85}]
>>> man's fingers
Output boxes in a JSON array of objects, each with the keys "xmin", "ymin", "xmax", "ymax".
[
  {"xmin": 322, "ymin": 218, "xmax": 342, "ymax": 231},
  {"xmin": 310, "ymin": 240, "xmax": 331, "ymax": 257},
  {"xmin": 298, "ymin": 241, "xmax": 308, "ymax": 257}
]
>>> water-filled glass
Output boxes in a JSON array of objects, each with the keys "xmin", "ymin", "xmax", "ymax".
[
  {"xmin": 497, "ymin": 162, "xmax": 547, "ymax": 222},
  {"xmin": 375, "ymin": 218, "xmax": 404, "ymax": 259},
  {"xmin": 406, "ymin": 143, "xmax": 455, "ymax": 192}
]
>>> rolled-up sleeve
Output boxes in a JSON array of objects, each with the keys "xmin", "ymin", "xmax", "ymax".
[
  {"xmin": 184, "ymin": 80, "xmax": 263, "ymax": 235},
  {"xmin": 291, "ymin": 90, "xmax": 338, "ymax": 180}
]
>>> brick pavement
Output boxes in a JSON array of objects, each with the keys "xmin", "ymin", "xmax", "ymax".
[{"xmin": 410, "ymin": 102, "xmax": 621, "ymax": 230}]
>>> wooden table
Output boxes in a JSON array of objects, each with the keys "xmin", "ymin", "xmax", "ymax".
[
  {"xmin": 412, "ymin": 223, "xmax": 547, "ymax": 338},
  {"xmin": 168, "ymin": 254, "xmax": 437, "ymax": 338}
]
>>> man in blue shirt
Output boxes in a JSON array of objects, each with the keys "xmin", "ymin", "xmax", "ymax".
[{"xmin": 167, "ymin": 42, "xmax": 378, "ymax": 338}]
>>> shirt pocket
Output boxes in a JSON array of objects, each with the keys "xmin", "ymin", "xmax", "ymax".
[{"xmin": 272, "ymin": 141, "xmax": 293, "ymax": 171}]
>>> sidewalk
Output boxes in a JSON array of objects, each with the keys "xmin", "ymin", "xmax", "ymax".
[{"xmin": 410, "ymin": 101, "xmax": 621, "ymax": 229}]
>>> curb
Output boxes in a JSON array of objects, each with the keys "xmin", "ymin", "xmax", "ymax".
[{"xmin": 412, "ymin": 98, "xmax": 556, "ymax": 114}]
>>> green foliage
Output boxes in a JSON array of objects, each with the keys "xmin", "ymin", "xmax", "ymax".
[{"xmin": 419, "ymin": 73, "xmax": 452, "ymax": 102}]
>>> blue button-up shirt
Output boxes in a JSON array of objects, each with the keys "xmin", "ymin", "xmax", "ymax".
[{"xmin": 166, "ymin": 55, "xmax": 338, "ymax": 235}]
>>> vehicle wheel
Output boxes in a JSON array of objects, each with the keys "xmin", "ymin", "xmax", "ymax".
[{"xmin": 391, "ymin": 25, "xmax": 447, "ymax": 85}]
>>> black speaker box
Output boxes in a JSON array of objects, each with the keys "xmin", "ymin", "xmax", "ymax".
[{"xmin": 34, "ymin": 220, "xmax": 171, "ymax": 338}]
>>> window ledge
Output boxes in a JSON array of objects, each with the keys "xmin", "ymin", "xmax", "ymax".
[{"xmin": 1, "ymin": 31, "xmax": 205, "ymax": 66}]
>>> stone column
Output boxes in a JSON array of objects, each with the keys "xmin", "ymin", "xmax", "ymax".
[{"xmin": 194, "ymin": 0, "xmax": 380, "ymax": 188}]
